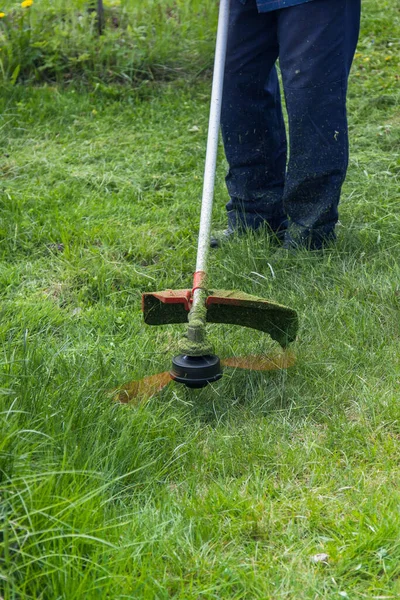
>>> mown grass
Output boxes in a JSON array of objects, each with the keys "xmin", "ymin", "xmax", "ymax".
[{"xmin": 1, "ymin": 0, "xmax": 400, "ymax": 598}]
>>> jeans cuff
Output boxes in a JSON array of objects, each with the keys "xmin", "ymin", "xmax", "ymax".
[{"xmin": 227, "ymin": 210, "xmax": 288, "ymax": 235}]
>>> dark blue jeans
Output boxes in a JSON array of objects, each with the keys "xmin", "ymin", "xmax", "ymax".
[{"xmin": 221, "ymin": 0, "xmax": 361, "ymax": 248}]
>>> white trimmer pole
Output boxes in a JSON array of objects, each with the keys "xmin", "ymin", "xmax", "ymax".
[{"xmin": 192, "ymin": 0, "xmax": 230, "ymax": 311}]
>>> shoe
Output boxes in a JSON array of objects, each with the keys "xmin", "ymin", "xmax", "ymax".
[
  {"xmin": 210, "ymin": 226, "xmax": 239, "ymax": 248},
  {"xmin": 283, "ymin": 226, "xmax": 336, "ymax": 251},
  {"xmin": 210, "ymin": 224, "xmax": 286, "ymax": 249}
]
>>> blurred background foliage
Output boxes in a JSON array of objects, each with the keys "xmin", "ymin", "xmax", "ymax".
[
  {"xmin": 0, "ymin": 0, "xmax": 398, "ymax": 88},
  {"xmin": 0, "ymin": 0, "xmax": 218, "ymax": 85}
]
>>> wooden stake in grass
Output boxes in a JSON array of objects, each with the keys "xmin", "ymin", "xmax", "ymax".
[
  {"xmin": 89, "ymin": 0, "xmax": 104, "ymax": 35},
  {"xmin": 97, "ymin": 0, "xmax": 104, "ymax": 35}
]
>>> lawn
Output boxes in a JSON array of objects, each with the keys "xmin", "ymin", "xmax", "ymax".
[{"xmin": 1, "ymin": 0, "xmax": 400, "ymax": 598}]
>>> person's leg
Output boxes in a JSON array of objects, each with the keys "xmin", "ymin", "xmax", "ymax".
[
  {"xmin": 277, "ymin": 0, "xmax": 361, "ymax": 249},
  {"xmin": 221, "ymin": 0, "xmax": 287, "ymax": 234}
]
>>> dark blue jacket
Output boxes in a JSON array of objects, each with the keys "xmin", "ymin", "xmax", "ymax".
[{"xmin": 239, "ymin": 0, "xmax": 315, "ymax": 12}]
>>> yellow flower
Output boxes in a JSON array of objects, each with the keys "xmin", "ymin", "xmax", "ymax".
[
  {"xmin": 21, "ymin": 0, "xmax": 33, "ymax": 7},
  {"xmin": 0, "ymin": 12, "xmax": 5, "ymax": 17}
]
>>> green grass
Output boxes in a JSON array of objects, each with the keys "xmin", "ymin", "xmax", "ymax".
[{"xmin": 1, "ymin": 0, "xmax": 400, "ymax": 598}]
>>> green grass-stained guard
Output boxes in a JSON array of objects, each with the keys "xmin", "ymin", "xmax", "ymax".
[{"xmin": 143, "ymin": 289, "xmax": 298, "ymax": 350}]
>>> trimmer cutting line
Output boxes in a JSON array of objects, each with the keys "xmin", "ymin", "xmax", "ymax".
[{"xmin": 116, "ymin": 0, "xmax": 299, "ymax": 400}]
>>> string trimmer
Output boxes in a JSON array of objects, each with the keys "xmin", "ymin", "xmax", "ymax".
[{"xmin": 119, "ymin": 0, "xmax": 298, "ymax": 398}]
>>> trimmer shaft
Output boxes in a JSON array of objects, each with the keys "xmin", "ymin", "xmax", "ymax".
[
  {"xmin": 171, "ymin": 354, "xmax": 223, "ymax": 389},
  {"xmin": 140, "ymin": 0, "xmax": 298, "ymax": 394}
]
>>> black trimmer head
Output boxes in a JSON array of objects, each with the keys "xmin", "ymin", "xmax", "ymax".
[{"xmin": 171, "ymin": 354, "xmax": 223, "ymax": 389}]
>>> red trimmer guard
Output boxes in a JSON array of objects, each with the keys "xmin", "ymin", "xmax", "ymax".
[{"xmin": 142, "ymin": 289, "xmax": 298, "ymax": 348}]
